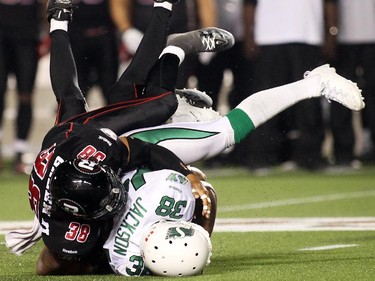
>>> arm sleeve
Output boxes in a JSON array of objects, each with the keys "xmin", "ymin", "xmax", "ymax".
[{"xmin": 126, "ymin": 137, "xmax": 191, "ymax": 176}]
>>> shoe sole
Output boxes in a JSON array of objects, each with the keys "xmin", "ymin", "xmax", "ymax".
[{"xmin": 307, "ymin": 64, "xmax": 365, "ymax": 111}]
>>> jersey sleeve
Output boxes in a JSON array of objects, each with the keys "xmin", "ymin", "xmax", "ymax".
[
  {"xmin": 40, "ymin": 123, "xmax": 129, "ymax": 171},
  {"xmin": 62, "ymin": 125, "xmax": 128, "ymax": 168}
]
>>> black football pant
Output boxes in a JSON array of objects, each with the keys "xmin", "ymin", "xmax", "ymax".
[{"xmin": 50, "ymin": 7, "xmax": 179, "ymax": 135}]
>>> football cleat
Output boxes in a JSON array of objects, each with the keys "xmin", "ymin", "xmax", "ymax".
[
  {"xmin": 169, "ymin": 95, "xmax": 221, "ymax": 123},
  {"xmin": 46, "ymin": 0, "xmax": 73, "ymax": 22},
  {"xmin": 175, "ymin": 88, "xmax": 213, "ymax": 108},
  {"xmin": 304, "ymin": 64, "xmax": 365, "ymax": 111},
  {"xmin": 167, "ymin": 27, "xmax": 235, "ymax": 55}
]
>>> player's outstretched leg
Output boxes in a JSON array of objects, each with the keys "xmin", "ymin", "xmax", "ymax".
[
  {"xmin": 304, "ymin": 64, "xmax": 365, "ymax": 111},
  {"xmin": 167, "ymin": 27, "xmax": 235, "ymax": 55},
  {"xmin": 47, "ymin": 0, "xmax": 73, "ymax": 22},
  {"xmin": 47, "ymin": 0, "xmax": 88, "ymax": 123}
]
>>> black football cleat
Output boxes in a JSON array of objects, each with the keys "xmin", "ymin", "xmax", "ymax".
[
  {"xmin": 167, "ymin": 27, "xmax": 235, "ymax": 55},
  {"xmin": 47, "ymin": 0, "xmax": 73, "ymax": 22}
]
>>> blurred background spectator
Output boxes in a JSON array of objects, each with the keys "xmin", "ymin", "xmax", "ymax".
[
  {"xmin": 0, "ymin": 0, "xmax": 46, "ymax": 173},
  {"xmin": 196, "ymin": 0, "xmax": 254, "ymax": 113},
  {"xmin": 241, "ymin": 0, "xmax": 338, "ymax": 173},
  {"xmin": 69, "ymin": 0, "xmax": 119, "ymax": 105},
  {"xmin": 195, "ymin": 0, "xmax": 257, "ymax": 167},
  {"xmin": 328, "ymin": 0, "xmax": 375, "ymax": 169}
]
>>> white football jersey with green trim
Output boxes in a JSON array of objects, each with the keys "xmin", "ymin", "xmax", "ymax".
[
  {"xmin": 104, "ymin": 168, "xmax": 196, "ymax": 276},
  {"xmin": 123, "ymin": 117, "xmax": 235, "ymax": 164}
]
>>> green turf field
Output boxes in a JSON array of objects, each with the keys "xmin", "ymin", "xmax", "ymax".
[{"xmin": 1, "ymin": 165, "xmax": 375, "ymax": 280}]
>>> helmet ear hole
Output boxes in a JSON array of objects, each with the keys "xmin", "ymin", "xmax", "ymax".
[
  {"xmin": 50, "ymin": 159, "xmax": 127, "ymax": 220},
  {"xmin": 141, "ymin": 221, "xmax": 212, "ymax": 277}
]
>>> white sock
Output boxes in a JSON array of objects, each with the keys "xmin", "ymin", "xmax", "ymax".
[
  {"xmin": 154, "ymin": 2, "xmax": 173, "ymax": 10},
  {"xmin": 14, "ymin": 139, "xmax": 30, "ymax": 154},
  {"xmin": 159, "ymin": 46, "xmax": 185, "ymax": 65},
  {"xmin": 236, "ymin": 75, "xmax": 321, "ymax": 127},
  {"xmin": 50, "ymin": 19, "xmax": 68, "ymax": 32}
]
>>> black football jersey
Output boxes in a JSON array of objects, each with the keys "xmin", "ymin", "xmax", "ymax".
[{"xmin": 28, "ymin": 122, "xmax": 128, "ymax": 259}]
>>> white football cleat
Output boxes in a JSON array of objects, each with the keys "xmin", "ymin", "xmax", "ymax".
[
  {"xmin": 304, "ymin": 64, "xmax": 365, "ymax": 111},
  {"xmin": 169, "ymin": 95, "xmax": 221, "ymax": 123},
  {"xmin": 175, "ymin": 88, "xmax": 213, "ymax": 108}
]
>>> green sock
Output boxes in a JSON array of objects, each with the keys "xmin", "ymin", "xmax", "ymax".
[{"xmin": 226, "ymin": 109, "xmax": 255, "ymax": 143}]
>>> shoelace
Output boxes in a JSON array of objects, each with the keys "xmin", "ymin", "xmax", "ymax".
[{"xmin": 201, "ymin": 34, "xmax": 218, "ymax": 51}]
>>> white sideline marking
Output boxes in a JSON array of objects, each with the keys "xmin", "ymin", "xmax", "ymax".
[
  {"xmin": 219, "ymin": 190, "xmax": 375, "ymax": 213},
  {"xmin": 2, "ymin": 218, "xmax": 375, "ymax": 234},
  {"xmin": 214, "ymin": 217, "xmax": 375, "ymax": 232},
  {"xmin": 298, "ymin": 244, "xmax": 359, "ymax": 251}
]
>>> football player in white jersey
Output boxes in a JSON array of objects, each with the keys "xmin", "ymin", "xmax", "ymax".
[
  {"xmin": 102, "ymin": 65, "xmax": 365, "ymax": 276},
  {"xmin": 103, "ymin": 167, "xmax": 215, "ymax": 276}
]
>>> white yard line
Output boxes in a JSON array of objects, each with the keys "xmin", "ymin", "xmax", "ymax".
[
  {"xmin": 214, "ymin": 217, "xmax": 375, "ymax": 232},
  {"xmin": 2, "ymin": 191, "xmax": 375, "ymax": 234},
  {"xmin": 2, "ymin": 217, "xmax": 375, "ymax": 234},
  {"xmin": 219, "ymin": 190, "xmax": 375, "ymax": 213},
  {"xmin": 298, "ymin": 244, "xmax": 359, "ymax": 251}
]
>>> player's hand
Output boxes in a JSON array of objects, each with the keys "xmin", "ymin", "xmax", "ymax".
[
  {"xmin": 186, "ymin": 173, "xmax": 211, "ymax": 219},
  {"xmin": 188, "ymin": 165, "xmax": 207, "ymax": 181}
]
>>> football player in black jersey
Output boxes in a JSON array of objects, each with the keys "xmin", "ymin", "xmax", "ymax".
[{"xmin": 31, "ymin": 0, "xmax": 232, "ymax": 275}]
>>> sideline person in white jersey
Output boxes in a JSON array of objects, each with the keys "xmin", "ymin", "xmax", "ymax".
[{"xmin": 104, "ymin": 167, "xmax": 215, "ymax": 276}]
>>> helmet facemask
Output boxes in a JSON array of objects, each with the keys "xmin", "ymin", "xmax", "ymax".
[{"xmin": 50, "ymin": 159, "xmax": 127, "ymax": 220}]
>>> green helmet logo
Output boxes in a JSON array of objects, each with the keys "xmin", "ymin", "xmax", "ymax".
[{"xmin": 165, "ymin": 226, "xmax": 195, "ymax": 239}]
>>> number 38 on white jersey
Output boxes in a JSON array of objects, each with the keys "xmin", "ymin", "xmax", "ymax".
[{"xmin": 103, "ymin": 168, "xmax": 196, "ymax": 276}]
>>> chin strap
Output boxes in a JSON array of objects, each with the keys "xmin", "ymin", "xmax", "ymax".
[{"xmin": 5, "ymin": 216, "xmax": 42, "ymax": 256}]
